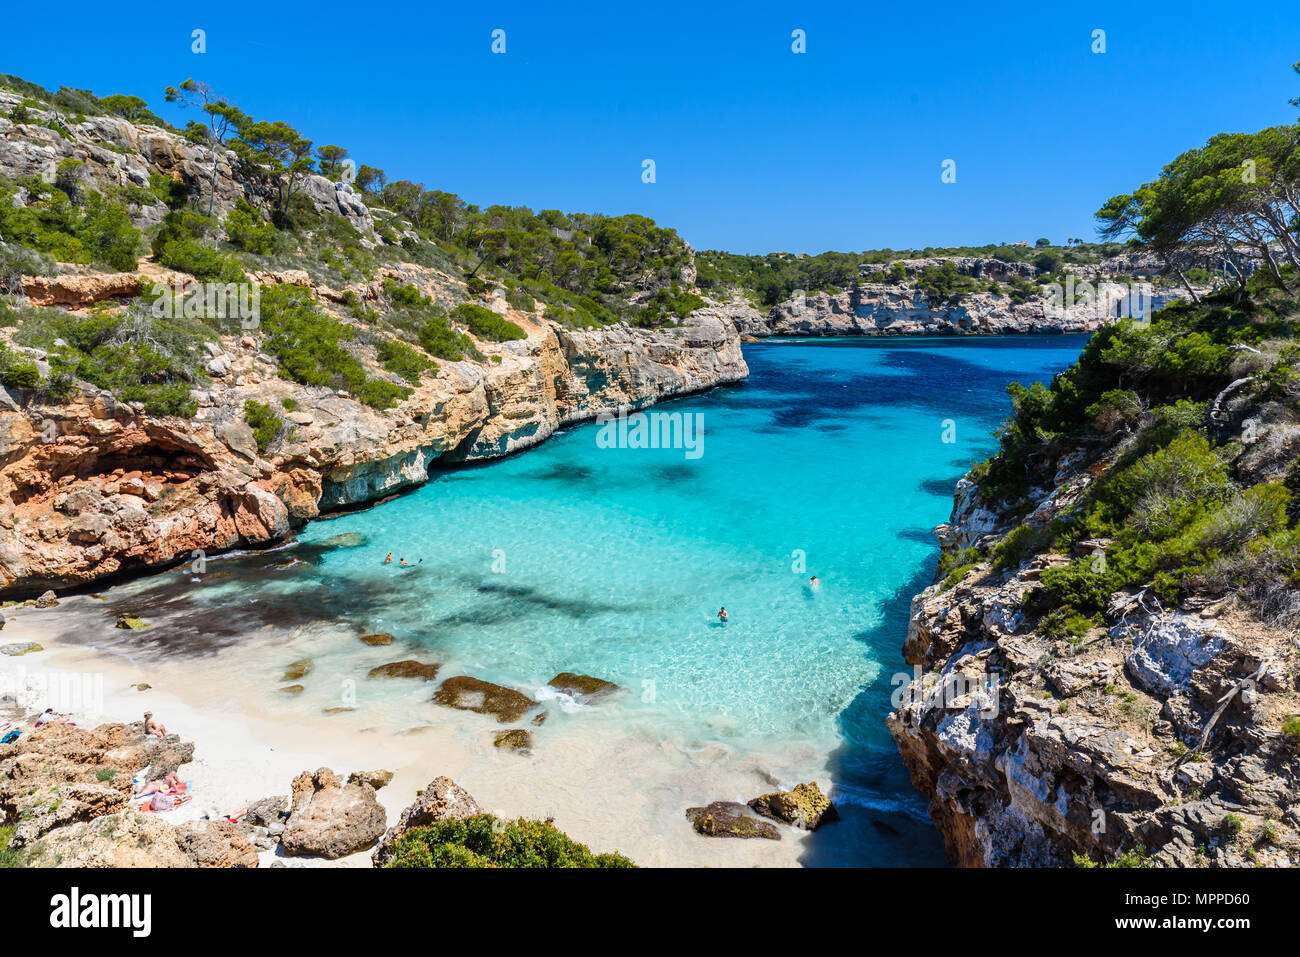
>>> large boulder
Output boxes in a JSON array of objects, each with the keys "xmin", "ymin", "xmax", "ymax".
[
  {"xmin": 371, "ymin": 776, "xmax": 482, "ymax": 866},
  {"xmin": 280, "ymin": 767, "xmax": 386, "ymax": 859},
  {"xmin": 174, "ymin": 819, "xmax": 260, "ymax": 867}
]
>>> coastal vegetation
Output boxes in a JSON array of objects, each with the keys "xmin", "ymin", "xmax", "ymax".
[
  {"xmin": 962, "ymin": 62, "xmax": 1300, "ymax": 630},
  {"xmin": 383, "ymin": 814, "xmax": 635, "ymax": 868}
]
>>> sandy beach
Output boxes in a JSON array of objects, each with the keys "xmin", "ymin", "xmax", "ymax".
[{"xmin": 0, "ymin": 593, "xmax": 821, "ymax": 867}]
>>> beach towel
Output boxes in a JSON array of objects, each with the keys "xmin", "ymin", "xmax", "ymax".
[{"xmin": 1, "ymin": 730, "xmax": 19, "ymax": 744}]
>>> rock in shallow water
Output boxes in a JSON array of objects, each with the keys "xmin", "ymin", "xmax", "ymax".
[
  {"xmin": 747, "ymin": 782, "xmax": 838, "ymax": 831},
  {"xmin": 685, "ymin": 801, "xmax": 781, "ymax": 840},
  {"xmin": 0, "ymin": 642, "xmax": 43, "ymax": 656},
  {"xmin": 493, "ymin": 729, "xmax": 533, "ymax": 751},
  {"xmin": 368, "ymin": 659, "xmax": 440, "ymax": 681},
  {"xmin": 433, "ymin": 675, "xmax": 535, "ymax": 723},
  {"xmin": 282, "ymin": 658, "xmax": 313, "ymax": 680},
  {"xmin": 360, "ymin": 632, "xmax": 394, "ymax": 646},
  {"xmin": 547, "ymin": 672, "xmax": 620, "ymax": 700}
]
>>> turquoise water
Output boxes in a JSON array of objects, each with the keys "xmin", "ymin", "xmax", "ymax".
[{"xmin": 87, "ymin": 334, "xmax": 1089, "ymax": 865}]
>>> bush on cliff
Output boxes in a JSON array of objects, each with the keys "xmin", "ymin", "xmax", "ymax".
[
  {"xmin": 243, "ymin": 399, "xmax": 282, "ymax": 453},
  {"xmin": 0, "ymin": 177, "xmax": 142, "ymax": 271},
  {"xmin": 12, "ymin": 303, "xmax": 206, "ymax": 416},
  {"xmin": 375, "ymin": 337, "xmax": 435, "ymax": 383},
  {"xmin": 450, "ymin": 302, "xmax": 526, "ymax": 342},
  {"xmin": 383, "ymin": 814, "xmax": 634, "ymax": 868},
  {"xmin": 258, "ymin": 284, "xmax": 410, "ymax": 410}
]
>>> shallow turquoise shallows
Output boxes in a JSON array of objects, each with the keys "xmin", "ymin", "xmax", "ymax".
[
  {"xmin": 88, "ymin": 334, "xmax": 1088, "ymax": 865},
  {"xmin": 292, "ymin": 334, "xmax": 1088, "ymax": 861}
]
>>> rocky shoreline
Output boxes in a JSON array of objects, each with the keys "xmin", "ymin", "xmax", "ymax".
[{"xmin": 888, "ymin": 476, "xmax": 1300, "ymax": 867}]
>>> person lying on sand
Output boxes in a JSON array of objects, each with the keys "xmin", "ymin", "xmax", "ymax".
[
  {"xmin": 144, "ymin": 712, "xmax": 167, "ymax": 736},
  {"xmin": 134, "ymin": 771, "xmax": 184, "ymax": 798}
]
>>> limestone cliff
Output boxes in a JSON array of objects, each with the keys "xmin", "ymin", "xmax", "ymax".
[
  {"xmin": 0, "ymin": 277, "xmax": 747, "ymax": 594},
  {"xmin": 887, "ymin": 322, "xmax": 1300, "ymax": 868}
]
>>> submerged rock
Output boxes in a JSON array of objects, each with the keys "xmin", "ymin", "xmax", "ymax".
[
  {"xmin": 433, "ymin": 675, "xmax": 535, "ymax": 723},
  {"xmin": 0, "ymin": 642, "xmax": 43, "ymax": 656},
  {"xmin": 115, "ymin": 615, "xmax": 149, "ymax": 631},
  {"xmin": 348, "ymin": 769, "xmax": 394, "ymax": 789},
  {"xmin": 281, "ymin": 767, "xmax": 387, "ymax": 859},
  {"xmin": 547, "ymin": 672, "xmax": 620, "ymax": 700},
  {"xmin": 368, "ymin": 659, "xmax": 440, "ymax": 681},
  {"xmin": 493, "ymin": 729, "xmax": 533, "ymax": 751},
  {"xmin": 685, "ymin": 801, "xmax": 781, "ymax": 840},
  {"xmin": 372, "ymin": 775, "xmax": 483, "ymax": 866},
  {"xmin": 748, "ymin": 782, "xmax": 838, "ymax": 830},
  {"xmin": 282, "ymin": 658, "xmax": 313, "ymax": 681},
  {"xmin": 360, "ymin": 632, "xmax": 394, "ymax": 646},
  {"xmin": 280, "ymin": 684, "xmax": 305, "ymax": 695},
  {"xmin": 320, "ymin": 531, "xmax": 366, "ymax": 548}
]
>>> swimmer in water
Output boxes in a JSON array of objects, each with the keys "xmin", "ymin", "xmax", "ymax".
[
  {"xmin": 718, "ymin": 606, "xmax": 728, "ymax": 623},
  {"xmin": 383, "ymin": 552, "xmax": 393, "ymax": 564},
  {"xmin": 399, "ymin": 558, "xmax": 410, "ymax": 566},
  {"xmin": 809, "ymin": 576, "xmax": 820, "ymax": 589}
]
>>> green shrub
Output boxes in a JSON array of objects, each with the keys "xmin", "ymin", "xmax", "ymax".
[
  {"xmin": 259, "ymin": 285, "xmax": 410, "ymax": 410},
  {"xmin": 12, "ymin": 304, "xmax": 205, "ymax": 416},
  {"xmin": 376, "ymin": 338, "xmax": 435, "ymax": 383},
  {"xmin": 0, "ymin": 825, "xmax": 21, "ymax": 868},
  {"xmin": 244, "ymin": 400, "xmax": 282, "ymax": 453},
  {"xmin": 1, "ymin": 359, "xmax": 40, "ymax": 388},
  {"xmin": 224, "ymin": 199, "xmax": 281, "ymax": 255},
  {"xmin": 0, "ymin": 178, "xmax": 142, "ymax": 271},
  {"xmin": 451, "ymin": 302, "xmax": 526, "ymax": 342},
  {"xmin": 384, "ymin": 814, "xmax": 635, "ymax": 868}
]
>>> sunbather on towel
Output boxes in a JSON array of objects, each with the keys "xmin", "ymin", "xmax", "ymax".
[{"xmin": 134, "ymin": 771, "xmax": 184, "ymax": 798}]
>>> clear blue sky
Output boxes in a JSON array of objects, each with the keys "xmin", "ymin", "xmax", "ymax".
[{"xmin": 4, "ymin": 1, "xmax": 1297, "ymax": 254}]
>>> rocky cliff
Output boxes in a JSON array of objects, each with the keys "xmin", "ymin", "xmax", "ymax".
[
  {"xmin": 0, "ymin": 279, "xmax": 746, "ymax": 594},
  {"xmin": 887, "ymin": 303, "xmax": 1300, "ymax": 867}
]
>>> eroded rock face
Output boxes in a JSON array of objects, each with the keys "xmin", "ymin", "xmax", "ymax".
[
  {"xmin": 280, "ymin": 767, "xmax": 387, "ymax": 859},
  {"xmin": 371, "ymin": 775, "xmax": 483, "ymax": 866},
  {"xmin": 889, "ymin": 456, "xmax": 1300, "ymax": 868},
  {"xmin": 0, "ymin": 291, "xmax": 749, "ymax": 596}
]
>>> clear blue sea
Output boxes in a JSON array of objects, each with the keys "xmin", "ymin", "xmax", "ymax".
[{"xmin": 84, "ymin": 335, "xmax": 1089, "ymax": 866}]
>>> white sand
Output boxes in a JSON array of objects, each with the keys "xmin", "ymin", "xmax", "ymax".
[{"xmin": 0, "ymin": 597, "xmax": 815, "ymax": 867}]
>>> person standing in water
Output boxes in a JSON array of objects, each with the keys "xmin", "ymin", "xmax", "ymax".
[
  {"xmin": 809, "ymin": 576, "xmax": 820, "ymax": 590},
  {"xmin": 717, "ymin": 606, "xmax": 728, "ymax": 623},
  {"xmin": 383, "ymin": 552, "xmax": 393, "ymax": 564}
]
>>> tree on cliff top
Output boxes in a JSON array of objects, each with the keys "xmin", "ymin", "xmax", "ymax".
[{"xmin": 164, "ymin": 79, "xmax": 247, "ymax": 217}]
